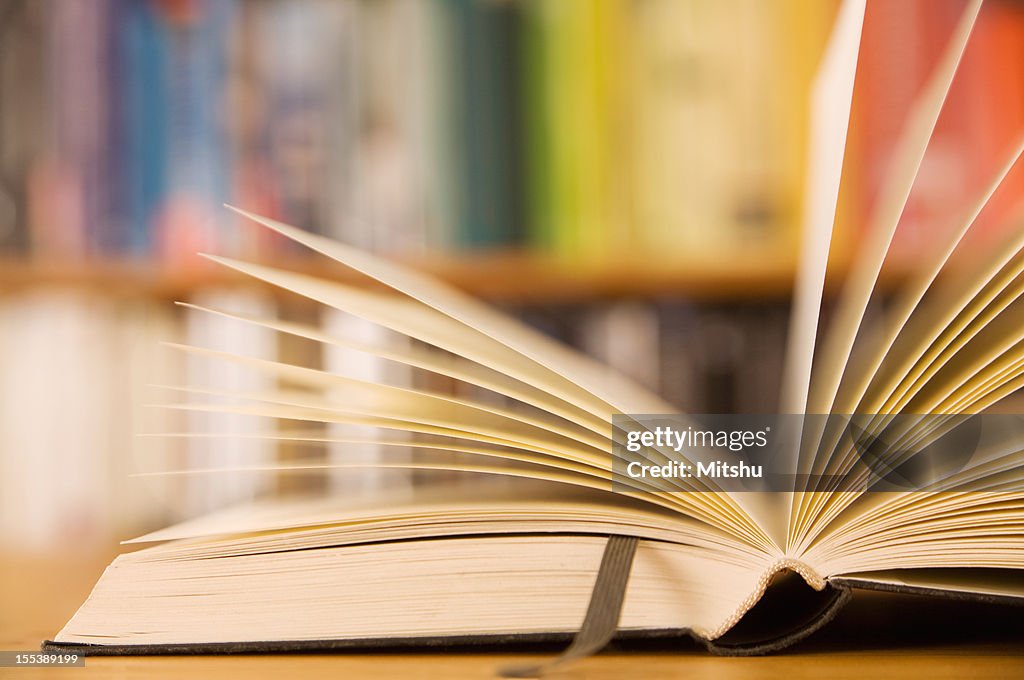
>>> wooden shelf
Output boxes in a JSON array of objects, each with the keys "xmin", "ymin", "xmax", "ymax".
[{"xmin": 0, "ymin": 250, "xmax": 860, "ymax": 303}]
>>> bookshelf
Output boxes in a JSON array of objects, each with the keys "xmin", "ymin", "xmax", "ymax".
[
  {"xmin": 0, "ymin": 253, "xmax": 802, "ymax": 301},
  {"xmin": 0, "ymin": 250, "xmax": 915, "ymax": 302}
]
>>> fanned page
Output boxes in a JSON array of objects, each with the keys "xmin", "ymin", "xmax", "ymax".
[
  {"xmin": 790, "ymin": 0, "xmax": 983, "ymax": 544},
  {"xmin": 784, "ymin": 0, "xmax": 1024, "ymax": 589},
  {"xmin": 160, "ymin": 241, "xmax": 776, "ymax": 552},
  {"xmin": 776, "ymin": 0, "xmax": 865, "ymax": 543}
]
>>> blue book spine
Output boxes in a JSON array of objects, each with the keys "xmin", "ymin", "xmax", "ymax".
[
  {"xmin": 112, "ymin": 0, "xmax": 169, "ymax": 255},
  {"xmin": 159, "ymin": 0, "xmax": 235, "ymax": 256}
]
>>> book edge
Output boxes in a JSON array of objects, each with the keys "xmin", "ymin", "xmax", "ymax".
[{"xmin": 39, "ymin": 583, "xmax": 853, "ymax": 657}]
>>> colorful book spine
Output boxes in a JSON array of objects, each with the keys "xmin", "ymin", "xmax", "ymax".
[
  {"xmin": 964, "ymin": 0, "xmax": 1024, "ymax": 243},
  {"xmin": 521, "ymin": 0, "xmax": 621, "ymax": 259},
  {"xmin": 627, "ymin": 0, "xmax": 815, "ymax": 259},
  {"xmin": 519, "ymin": 0, "xmax": 554, "ymax": 253},
  {"xmin": 255, "ymin": 0, "xmax": 358, "ymax": 245},
  {"xmin": 155, "ymin": 0, "xmax": 235, "ymax": 261},
  {"xmin": 0, "ymin": 1, "xmax": 44, "ymax": 255},
  {"xmin": 323, "ymin": 311, "xmax": 413, "ymax": 495},
  {"xmin": 32, "ymin": 0, "xmax": 113, "ymax": 259},
  {"xmin": 348, "ymin": 0, "xmax": 441, "ymax": 254},
  {"xmin": 777, "ymin": 0, "xmax": 839, "ymax": 253},
  {"xmin": 442, "ymin": 0, "xmax": 524, "ymax": 250},
  {"xmin": 182, "ymin": 290, "xmax": 277, "ymax": 515},
  {"xmin": 852, "ymin": 0, "xmax": 979, "ymax": 260},
  {"xmin": 855, "ymin": 0, "xmax": 1022, "ymax": 259},
  {"xmin": 111, "ymin": 0, "xmax": 168, "ymax": 255}
]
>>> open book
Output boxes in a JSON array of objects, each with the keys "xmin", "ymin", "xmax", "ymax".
[{"xmin": 47, "ymin": 0, "xmax": 1024, "ymax": 664}]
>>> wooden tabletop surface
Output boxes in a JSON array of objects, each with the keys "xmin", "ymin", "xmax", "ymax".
[{"xmin": 2, "ymin": 551, "xmax": 1022, "ymax": 679}]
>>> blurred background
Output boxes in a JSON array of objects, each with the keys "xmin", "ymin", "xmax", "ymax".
[{"xmin": 0, "ymin": 0, "xmax": 1022, "ymax": 555}]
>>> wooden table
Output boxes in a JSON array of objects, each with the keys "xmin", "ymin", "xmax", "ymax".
[{"xmin": 2, "ymin": 552, "xmax": 1022, "ymax": 679}]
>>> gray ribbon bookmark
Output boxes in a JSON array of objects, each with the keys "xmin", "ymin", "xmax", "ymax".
[{"xmin": 499, "ymin": 535, "xmax": 640, "ymax": 678}]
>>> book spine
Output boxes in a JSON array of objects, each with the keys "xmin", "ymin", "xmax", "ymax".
[
  {"xmin": 322, "ymin": 311, "xmax": 413, "ymax": 495},
  {"xmin": 529, "ymin": 0, "xmax": 620, "ymax": 259},
  {"xmin": 114, "ymin": 300, "xmax": 186, "ymax": 534},
  {"xmin": 182, "ymin": 290, "xmax": 277, "ymax": 515},
  {"xmin": 854, "ymin": 0, "xmax": 963, "ymax": 261},
  {"xmin": 520, "ymin": 0, "xmax": 555, "ymax": 253},
  {"xmin": 774, "ymin": 0, "xmax": 837, "ymax": 255},
  {"xmin": 253, "ymin": 0, "xmax": 357, "ymax": 244},
  {"xmin": 0, "ymin": 1, "xmax": 45, "ymax": 255},
  {"xmin": 32, "ymin": 0, "xmax": 113, "ymax": 259},
  {"xmin": 628, "ymin": 0, "xmax": 807, "ymax": 259},
  {"xmin": 155, "ymin": 0, "xmax": 235, "ymax": 261},
  {"xmin": 967, "ymin": 0, "xmax": 1024, "ymax": 243},
  {"xmin": 349, "ymin": 0, "xmax": 440, "ymax": 254},
  {"xmin": 111, "ymin": 0, "xmax": 168, "ymax": 255},
  {"xmin": 443, "ymin": 0, "xmax": 523, "ymax": 250},
  {"xmin": 579, "ymin": 301, "xmax": 661, "ymax": 395},
  {"xmin": 420, "ymin": 0, "xmax": 460, "ymax": 251},
  {"xmin": 0, "ymin": 292, "xmax": 116, "ymax": 550},
  {"xmin": 656, "ymin": 301, "xmax": 699, "ymax": 411},
  {"xmin": 222, "ymin": 0, "xmax": 284, "ymax": 258}
]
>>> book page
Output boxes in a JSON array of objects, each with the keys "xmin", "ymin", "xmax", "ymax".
[
  {"xmin": 776, "ymin": 0, "xmax": 864, "ymax": 549},
  {"xmin": 224, "ymin": 207, "xmax": 676, "ymax": 415},
  {"xmin": 781, "ymin": 0, "xmax": 864, "ymax": 419},
  {"xmin": 177, "ymin": 301, "xmax": 608, "ymax": 434},
  {"xmin": 806, "ymin": 0, "xmax": 981, "ymax": 417}
]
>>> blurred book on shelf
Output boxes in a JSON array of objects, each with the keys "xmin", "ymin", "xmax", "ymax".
[
  {"xmin": 1, "ymin": 0, "xmax": 841, "ymax": 263},
  {"xmin": 851, "ymin": 0, "xmax": 1024, "ymax": 263},
  {"xmin": 0, "ymin": 291, "xmax": 186, "ymax": 550},
  {"xmin": 2, "ymin": 0, "xmax": 1022, "ymax": 266},
  {"xmin": 180, "ymin": 290, "xmax": 278, "ymax": 514}
]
